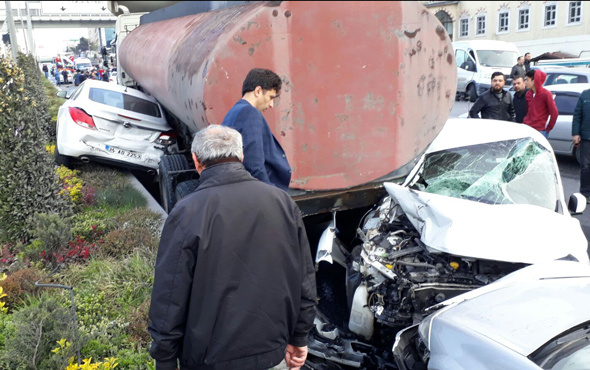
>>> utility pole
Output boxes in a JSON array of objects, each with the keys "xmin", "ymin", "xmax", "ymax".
[
  {"xmin": 17, "ymin": 5, "xmax": 28, "ymax": 54},
  {"xmin": 5, "ymin": 1, "xmax": 19, "ymax": 59},
  {"xmin": 24, "ymin": 1, "xmax": 36, "ymax": 58}
]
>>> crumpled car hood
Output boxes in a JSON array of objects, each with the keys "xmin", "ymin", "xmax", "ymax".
[{"xmin": 384, "ymin": 183, "xmax": 589, "ymax": 264}]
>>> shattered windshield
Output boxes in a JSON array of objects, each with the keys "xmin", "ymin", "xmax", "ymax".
[{"xmin": 416, "ymin": 138, "xmax": 559, "ymax": 211}]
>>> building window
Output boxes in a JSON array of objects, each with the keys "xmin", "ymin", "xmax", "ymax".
[
  {"xmin": 568, "ymin": 1, "xmax": 582, "ymax": 24},
  {"xmin": 498, "ymin": 11, "xmax": 509, "ymax": 33},
  {"xmin": 518, "ymin": 8, "xmax": 530, "ymax": 30},
  {"xmin": 459, "ymin": 18, "xmax": 469, "ymax": 37},
  {"xmin": 544, "ymin": 3, "xmax": 557, "ymax": 27},
  {"xmin": 476, "ymin": 15, "xmax": 486, "ymax": 35}
]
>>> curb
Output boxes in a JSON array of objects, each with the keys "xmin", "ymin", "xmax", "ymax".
[{"xmin": 125, "ymin": 173, "xmax": 168, "ymax": 231}]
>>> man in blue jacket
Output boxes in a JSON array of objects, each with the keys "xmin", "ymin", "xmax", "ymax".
[
  {"xmin": 572, "ymin": 88, "xmax": 590, "ymax": 201},
  {"xmin": 222, "ymin": 68, "xmax": 291, "ymax": 191}
]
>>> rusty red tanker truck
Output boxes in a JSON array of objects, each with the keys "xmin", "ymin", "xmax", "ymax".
[{"xmin": 117, "ymin": 1, "xmax": 456, "ymax": 367}]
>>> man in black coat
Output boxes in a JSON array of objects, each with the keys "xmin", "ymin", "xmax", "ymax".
[
  {"xmin": 512, "ymin": 76, "xmax": 528, "ymax": 123},
  {"xmin": 148, "ymin": 125, "xmax": 317, "ymax": 370},
  {"xmin": 469, "ymin": 72, "xmax": 516, "ymax": 122},
  {"xmin": 524, "ymin": 52, "xmax": 532, "ymax": 73}
]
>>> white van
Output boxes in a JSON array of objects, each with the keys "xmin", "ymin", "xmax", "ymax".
[
  {"xmin": 74, "ymin": 57, "xmax": 93, "ymax": 72},
  {"xmin": 453, "ymin": 40, "xmax": 520, "ymax": 102}
]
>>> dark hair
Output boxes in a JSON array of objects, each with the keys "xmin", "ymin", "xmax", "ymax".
[
  {"xmin": 241, "ymin": 68, "xmax": 282, "ymax": 96},
  {"xmin": 525, "ymin": 52, "xmax": 531, "ymax": 57},
  {"xmin": 517, "ymin": 56, "xmax": 523, "ymax": 62},
  {"xmin": 513, "ymin": 76, "xmax": 524, "ymax": 82},
  {"xmin": 491, "ymin": 71, "xmax": 504, "ymax": 80},
  {"xmin": 526, "ymin": 70, "xmax": 535, "ymax": 80}
]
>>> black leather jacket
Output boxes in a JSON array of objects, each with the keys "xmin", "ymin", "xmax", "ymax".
[{"xmin": 469, "ymin": 89, "xmax": 516, "ymax": 122}]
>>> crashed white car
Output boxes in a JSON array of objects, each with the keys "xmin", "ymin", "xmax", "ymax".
[
  {"xmin": 393, "ymin": 260, "xmax": 590, "ymax": 370},
  {"xmin": 55, "ymin": 80, "xmax": 177, "ymax": 171},
  {"xmin": 309, "ymin": 118, "xmax": 589, "ymax": 368}
]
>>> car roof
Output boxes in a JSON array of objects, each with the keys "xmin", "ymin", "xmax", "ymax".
[
  {"xmin": 80, "ymin": 80, "xmax": 159, "ymax": 103},
  {"xmin": 426, "ymin": 118, "xmax": 551, "ymax": 154},
  {"xmin": 545, "ymin": 83, "xmax": 590, "ymax": 93},
  {"xmin": 533, "ymin": 66, "xmax": 590, "ymax": 74},
  {"xmin": 432, "ymin": 261, "xmax": 590, "ymax": 356}
]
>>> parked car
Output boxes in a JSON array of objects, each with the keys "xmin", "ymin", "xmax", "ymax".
[
  {"xmin": 307, "ymin": 118, "xmax": 588, "ymax": 368},
  {"xmin": 109, "ymin": 71, "xmax": 118, "ymax": 83},
  {"xmin": 393, "ymin": 260, "xmax": 590, "ymax": 370},
  {"xmin": 55, "ymin": 80, "xmax": 178, "ymax": 171},
  {"xmin": 545, "ymin": 83, "xmax": 590, "ymax": 162},
  {"xmin": 532, "ymin": 66, "xmax": 590, "ymax": 86}
]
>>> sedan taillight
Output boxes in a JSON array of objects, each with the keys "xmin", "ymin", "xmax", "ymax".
[
  {"xmin": 156, "ymin": 131, "xmax": 177, "ymax": 145},
  {"xmin": 69, "ymin": 107, "xmax": 96, "ymax": 130}
]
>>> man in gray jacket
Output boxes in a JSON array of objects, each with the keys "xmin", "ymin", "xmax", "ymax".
[
  {"xmin": 511, "ymin": 56, "xmax": 526, "ymax": 81},
  {"xmin": 572, "ymin": 88, "xmax": 590, "ymax": 201},
  {"xmin": 148, "ymin": 125, "xmax": 317, "ymax": 370}
]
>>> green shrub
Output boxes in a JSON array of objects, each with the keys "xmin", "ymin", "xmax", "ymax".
[
  {"xmin": 70, "ymin": 208, "xmax": 118, "ymax": 241},
  {"xmin": 32, "ymin": 213, "xmax": 72, "ymax": 257},
  {"xmin": 115, "ymin": 208, "xmax": 163, "ymax": 238},
  {"xmin": 18, "ymin": 54, "xmax": 53, "ymax": 141},
  {"xmin": 97, "ymin": 186, "xmax": 147, "ymax": 210},
  {"xmin": 125, "ymin": 300, "xmax": 151, "ymax": 348},
  {"xmin": 79, "ymin": 164, "xmax": 128, "ymax": 192},
  {"xmin": 0, "ymin": 293, "xmax": 81, "ymax": 369},
  {"xmin": 101, "ymin": 228, "xmax": 157, "ymax": 258},
  {"xmin": 0, "ymin": 56, "xmax": 72, "ymax": 243}
]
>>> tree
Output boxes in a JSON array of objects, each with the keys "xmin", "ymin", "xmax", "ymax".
[{"xmin": 74, "ymin": 37, "xmax": 90, "ymax": 54}]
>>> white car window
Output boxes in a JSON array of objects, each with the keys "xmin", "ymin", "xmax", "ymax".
[{"xmin": 88, "ymin": 88, "xmax": 161, "ymax": 117}]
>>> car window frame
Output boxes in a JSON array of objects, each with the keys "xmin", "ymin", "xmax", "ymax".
[{"xmin": 87, "ymin": 87, "xmax": 162, "ymax": 118}]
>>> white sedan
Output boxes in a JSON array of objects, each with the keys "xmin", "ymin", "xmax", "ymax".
[
  {"xmin": 394, "ymin": 260, "xmax": 590, "ymax": 370},
  {"xmin": 55, "ymin": 80, "xmax": 177, "ymax": 171},
  {"xmin": 545, "ymin": 83, "xmax": 590, "ymax": 162}
]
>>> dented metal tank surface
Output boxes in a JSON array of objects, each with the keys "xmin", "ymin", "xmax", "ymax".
[{"xmin": 119, "ymin": 1, "xmax": 456, "ymax": 191}]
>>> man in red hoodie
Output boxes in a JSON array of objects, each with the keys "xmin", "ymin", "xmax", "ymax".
[{"xmin": 523, "ymin": 69, "xmax": 558, "ymax": 138}]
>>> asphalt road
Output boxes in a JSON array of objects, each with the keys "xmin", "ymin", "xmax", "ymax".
[{"xmin": 451, "ymin": 100, "xmax": 590, "ymax": 253}]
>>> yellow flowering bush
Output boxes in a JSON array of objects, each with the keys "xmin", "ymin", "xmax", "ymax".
[
  {"xmin": 0, "ymin": 272, "xmax": 7, "ymax": 314},
  {"xmin": 46, "ymin": 144, "xmax": 55, "ymax": 155},
  {"xmin": 56, "ymin": 166, "xmax": 84, "ymax": 203},
  {"xmin": 53, "ymin": 339, "xmax": 118, "ymax": 370}
]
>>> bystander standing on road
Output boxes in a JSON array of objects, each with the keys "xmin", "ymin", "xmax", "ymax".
[
  {"xmin": 512, "ymin": 76, "xmax": 528, "ymax": 123},
  {"xmin": 222, "ymin": 68, "xmax": 291, "ymax": 191},
  {"xmin": 148, "ymin": 125, "xmax": 317, "ymax": 370},
  {"xmin": 524, "ymin": 52, "xmax": 532, "ymax": 73},
  {"xmin": 53, "ymin": 67, "xmax": 61, "ymax": 86},
  {"xmin": 511, "ymin": 56, "xmax": 526, "ymax": 81},
  {"xmin": 572, "ymin": 87, "xmax": 590, "ymax": 202},
  {"xmin": 469, "ymin": 72, "xmax": 515, "ymax": 122},
  {"xmin": 42, "ymin": 64, "xmax": 48, "ymax": 78},
  {"xmin": 523, "ymin": 69, "xmax": 558, "ymax": 138}
]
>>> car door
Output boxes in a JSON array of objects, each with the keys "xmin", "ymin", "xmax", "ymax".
[
  {"xmin": 547, "ymin": 91, "xmax": 580, "ymax": 155},
  {"xmin": 455, "ymin": 49, "xmax": 475, "ymax": 92}
]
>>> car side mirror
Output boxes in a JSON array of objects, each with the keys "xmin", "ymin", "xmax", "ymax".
[
  {"xmin": 56, "ymin": 90, "xmax": 68, "ymax": 99},
  {"xmin": 568, "ymin": 193, "xmax": 586, "ymax": 215}
]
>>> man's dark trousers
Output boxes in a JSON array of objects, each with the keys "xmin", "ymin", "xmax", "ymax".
[{"xmin": 580, "ymin": 140, "xmax": 590, "ymax": 197}]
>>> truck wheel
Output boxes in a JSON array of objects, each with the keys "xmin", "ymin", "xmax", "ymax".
[
  {"xmin": 467, "ymin": 84, "xmax": 477, "ymax": 102},
  {"xmin": 175, "ymin": 179, "xmax": 200, "ymax": 201},
  {"xmin": 54, "ymin": 144, "xmax": 72, "ymax": 168},
  {"xmin": 158, "ymin": 154, "xmax": 190, "ymax": 213}
]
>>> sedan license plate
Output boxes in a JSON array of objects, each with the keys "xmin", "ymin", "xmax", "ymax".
[{"xmin": 106, "ymin": 145, "xmax": 142, "ymax": 160}]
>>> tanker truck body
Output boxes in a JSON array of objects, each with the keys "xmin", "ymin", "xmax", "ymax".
[
  {"xmin": 119, "ymin": 0, "xmax": 457, "ymax": 215},
  {"xmin": 118, "ymin": 2, "xmax": 456, "ymax": 366}
]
